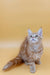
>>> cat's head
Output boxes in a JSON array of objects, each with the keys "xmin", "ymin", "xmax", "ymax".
[{"xmin": 28, "ymin": 28, "xmax": 43, "ymax": 43}]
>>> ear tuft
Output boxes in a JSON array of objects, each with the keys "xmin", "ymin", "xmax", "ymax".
[
  {"xmin": 28, "ymin": 29, "xmax": 32, "ymax": 36},
  {"xmin": 38, "ymin": 28, "xmax": 42, "ymax": 38}
]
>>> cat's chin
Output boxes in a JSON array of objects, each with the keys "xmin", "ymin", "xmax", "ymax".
[{"xmin": 32, "ymin": 41, "xmax": 38, "ymax": 43}]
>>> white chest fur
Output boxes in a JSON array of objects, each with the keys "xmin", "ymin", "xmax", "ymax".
[
  {"xmin": 28, "ymin": 43, "xmax": 43, "ymax": 61},
  {"xmin": 29, "ymin": 43, "xmax": 40, "ymax": 52},
  {"xmin": 33, "ymin": 44, "xmax": 40, "ymax": 50}
]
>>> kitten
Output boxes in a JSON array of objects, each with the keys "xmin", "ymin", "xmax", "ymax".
[{"xmin": 3, "ymin": 28, "xmax": 43, "ymax": 73}]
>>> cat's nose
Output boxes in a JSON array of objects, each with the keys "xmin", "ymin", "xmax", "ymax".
[{"xmin": 32, "ymin": 37, "xmax": 34, "ymax": 38}]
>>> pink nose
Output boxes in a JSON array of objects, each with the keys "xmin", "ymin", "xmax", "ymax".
[{"xmin": 32, "ymin": 37, "xmax": 34, "ymax": 38}]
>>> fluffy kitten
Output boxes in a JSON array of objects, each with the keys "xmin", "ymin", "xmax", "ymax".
[{"xmin": 3, "ymin": 28, "xmax": 43, "ymax": 73}]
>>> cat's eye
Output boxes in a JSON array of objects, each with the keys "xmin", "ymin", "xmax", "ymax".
[
  {"xmin": 30, "ymin": 35, "xmax": 32, "ymax": 37},
  {"xmin": 35, "ymin": 35, "xmax": 38, "ymax": 37}
]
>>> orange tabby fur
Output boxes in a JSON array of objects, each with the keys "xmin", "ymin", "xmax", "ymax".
[{"xmin": 3, "ymin": 28, "xmax": 43, "ymax": 73}]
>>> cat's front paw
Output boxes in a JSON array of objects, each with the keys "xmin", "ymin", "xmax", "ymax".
[
  {"xmin": 30, "ymin": 69, "xmax": 36, "ymax": 73},
  {"xmin": 30, "ymin": 62, "xmax": 36, "ymax": 73}
]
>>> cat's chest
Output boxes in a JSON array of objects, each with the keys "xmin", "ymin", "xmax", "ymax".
[
  {"xmin": 29, "ymin": 52, "xmax": 41, "ymax": 60},
  {"xmin": 28, "ymin": 51, "xmax": 42, "ymax": 61},
  {"xmin": 29, "ymin": 44, "xmax": 40, "ymax": 51},
  {"xmin": 28, "ymin": 45, "xmax": 42, "ymax": 60}
]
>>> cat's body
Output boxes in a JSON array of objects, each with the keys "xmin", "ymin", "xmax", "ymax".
[
  {"xmin": 19, "ymin": 37, "xmax": 43, "ymax": 64},
  {"xmin": 3, "ymin": 28, "xmax": 43, "ymax": 73}
]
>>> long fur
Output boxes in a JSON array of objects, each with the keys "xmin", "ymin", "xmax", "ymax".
[{"xmin": 3, "ymin": 29, "xmax": 43, "ymax": 73}]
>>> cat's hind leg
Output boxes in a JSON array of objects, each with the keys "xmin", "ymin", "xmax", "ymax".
[
  {"xmin": 25, "ymin": 61, "xmax": 29, "ymax": 65},
  {"xmin": 35, "ymin": 59, "xmax": 41, "ymax": 65}
]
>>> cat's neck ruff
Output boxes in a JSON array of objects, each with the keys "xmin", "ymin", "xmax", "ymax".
[{"xmin": 28, "ymin": 41, "xmax": 42, "ymax": 52}]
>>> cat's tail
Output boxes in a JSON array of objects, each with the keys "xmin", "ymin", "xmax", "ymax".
[{"xmin": 2, "ymin": 55, "xmax": 23, "ymax": 71}]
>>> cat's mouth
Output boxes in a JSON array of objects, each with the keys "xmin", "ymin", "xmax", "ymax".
[
  {"xmin": 32, "ymin": 38, "xmax": 38, "ymax": 43},
  {"xmin": 32, "ymin": 39, "xmax": 36, "ymax": 41}
]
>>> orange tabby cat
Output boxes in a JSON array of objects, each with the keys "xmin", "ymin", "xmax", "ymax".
[{"xmin": 3, "ymin": 28, "xmax": 43, "ymax": 73}]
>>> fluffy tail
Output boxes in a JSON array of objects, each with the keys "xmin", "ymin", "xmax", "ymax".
[{"xmin": 3, "ymin": 56, "xmax": 23, "ymax": 71}]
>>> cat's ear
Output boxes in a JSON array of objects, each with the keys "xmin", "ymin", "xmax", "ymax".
[
  {"xmin": 38, "ymin": 28, "xmax": 42, "ymax": 38},
  {"xmin": 28, "ymin": 29, "xmax": 32, "ymax": 36}
]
